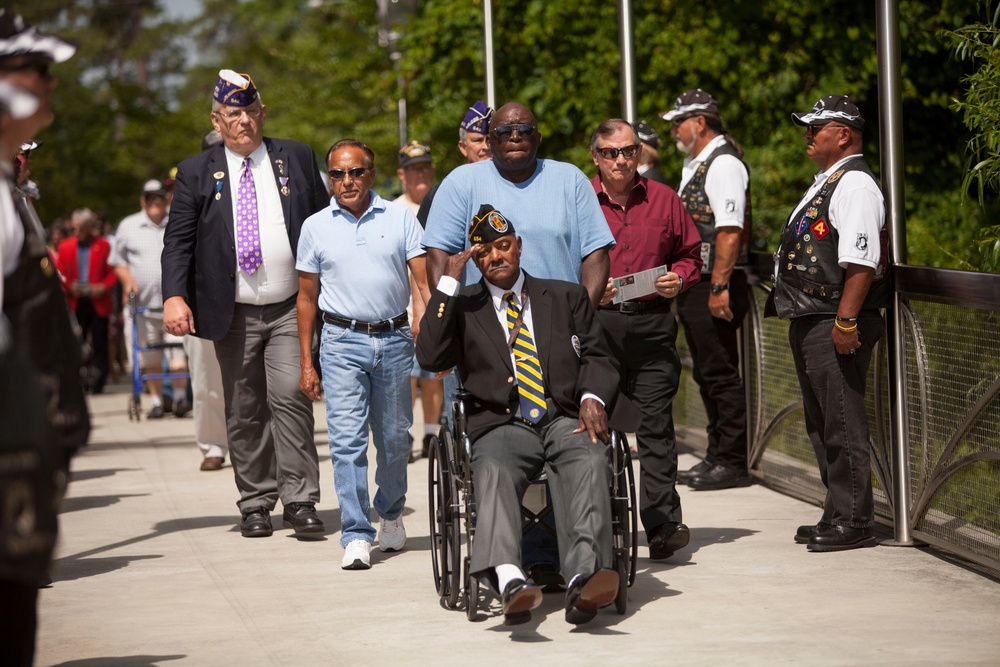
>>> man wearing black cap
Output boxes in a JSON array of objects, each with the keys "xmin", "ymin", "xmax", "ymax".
[
  {"xmin": 634, "ymin": 120, "xmax": 668, "ymax": 185},
  {"xmin": 417, "ymin": 204, "xmax": 622, "ymax": 626},
  {"xmin": 768, "ymin": 94, "xmax": 888, "ymax": 552},
  {"xmin": 662, "ymin": 89, "xmax": 754, "ymax": 491},
  {"xmin": 0, "ymin": 11, "xmax": 87, "ymax": 666},
  {"xmin": 162, "ymin": 69, "xmax": 329, "ymax": 538},
  {"xmin": 590, "ymin": 118, "xmax": 703, "ymax": 561}
]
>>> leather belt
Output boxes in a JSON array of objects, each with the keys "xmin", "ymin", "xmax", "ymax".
[
  {"xmin": 322, "ymin": 311, "xmax": 408, "ymax": 334},
  {"xmin": 598, "ymin": 297, "xmax": 670, "ymax": 314}
]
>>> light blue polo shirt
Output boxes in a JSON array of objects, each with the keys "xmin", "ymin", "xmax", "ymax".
[
  {"xmin": 297, "ymin": 190, "xmax": 424, "ymax": 321},
  {"xmin": 422, "ymin": 159, "xmax": 614, "ymax": 286}
]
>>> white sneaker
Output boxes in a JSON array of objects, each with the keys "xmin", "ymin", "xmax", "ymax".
[
  {"xmin": 342, "ymin": 539, "xmax": 372, "ymax": 570},
  {"xmin": 378, "ymin": 516, "xmax": 406, "ymax": 552}
]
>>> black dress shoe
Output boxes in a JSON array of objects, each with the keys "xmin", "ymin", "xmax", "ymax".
[
  {"xmin": 240, "ymin": 507, "xmax": 273, "ymax": 537},
  {"xmin": 527, "ymin": 563, "xmax": 566, "ymax": 593},
  {"xmin": 648, "ymin": 522, "xmax": 690, "ymax": 560},
  {"xmin": 564, "ymin": 569, "xmax": 619, "ymax": 625},
  {"xmin": 807, "ymin": 525, "xmax": 877, "ymax": 552},
  {"xmin": 500, "ymin": 578, "xmax": 543, "ymax": 625},
  {"xmin": 794, "ymin": 522, "xmax": 830, "ymax": 544},
  {"xmin": 676, "ymin": 459, "xmax": 712, "ymax": 485},
  {"xmin": 282, "ymin": 502, "xmax": 324, "ymax": 534},
  {"xmin": 688, "ymin": 464, "xmax": 752, "ymax": 491}
]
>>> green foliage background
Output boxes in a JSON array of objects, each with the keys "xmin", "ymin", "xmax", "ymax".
[{"xmin": 7, "ymin": 0, "xmax": 999, "ymax": 272}]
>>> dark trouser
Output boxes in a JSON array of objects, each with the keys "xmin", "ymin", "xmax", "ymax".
[
  {"xmin": 598, "ymin": 303, "xmax": 682, "ymax": 534},
  {"xmin": 214, "ymin": 298, "xmax": 319, "ymax": 512},
  {"xmin": 470, "ymin": 419, "xmax": 611, "ymax": 585},
  {"xmin": 75, "ymin": 297, "xmax": 109, "ymax": 393},
  {"xmin": 675, "ymin": 271, "xmax": 749, "ymax": 470},
  {"xmin": 0, "ymin": 580, "xmax": 38, "ymax": 667},
  {"xmin": 788, "ymin": 312, "xmax": 883, "ymax": 528}
]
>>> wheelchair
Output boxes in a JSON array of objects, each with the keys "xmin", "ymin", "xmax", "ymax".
[{"xmin": 428, "ymin": 387, "xmax": 638, "ymax": 621}]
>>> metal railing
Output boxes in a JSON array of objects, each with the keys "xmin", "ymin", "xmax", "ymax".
[{"xmin": 674, "ymin": 258, "xmax": 1000, "ymax": 574}]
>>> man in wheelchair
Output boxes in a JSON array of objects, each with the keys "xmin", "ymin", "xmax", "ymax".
[{"xmin": 416, "ymin": 204, "xmax": 622, "ymax": 626}]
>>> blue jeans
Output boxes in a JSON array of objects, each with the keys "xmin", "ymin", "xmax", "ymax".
[{"xmin": 320, "ymin": 323, "xmax": 413, "ymax": 546}]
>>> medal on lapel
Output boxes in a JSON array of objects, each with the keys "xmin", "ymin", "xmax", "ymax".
[
  {"xmin": 214, "ymin": 171, "xmax": 225, "ymax": 200},
  {"xmin": 276, "ymin": 159, "xmax": 289, "ymax": 196}
]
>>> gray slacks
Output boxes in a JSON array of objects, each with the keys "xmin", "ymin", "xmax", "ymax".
[
  {"xmin": 214, "ymin": 298, "xmax": 319, "ymax": 512},
  {"xmin": 469, "ymin": 417, "xmax": 611, "ymax": 583}
]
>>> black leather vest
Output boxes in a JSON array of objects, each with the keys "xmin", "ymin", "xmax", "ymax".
[
  {"xmin": 2, "ymin": 183, "xmax": 90, "ymax": 454},
  {"xmin": 771, "ymin": 157, "xmax": 889, "ymax": 319},
  {"xmin": 678, "ymin": 142, "xmax": 752, "ymax": 274}
]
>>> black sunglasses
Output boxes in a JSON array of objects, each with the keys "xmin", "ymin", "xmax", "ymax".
[
  {"xmin": 492, "ymin": 123, "xmax": 536, "ymax": 140},
  {"xmin": 328, "ymin": 167, "xmax": 370, "ymax": 180},
  {"xmin": 596, "ymin": 145, "xmax": 641, "ymax": 160}
]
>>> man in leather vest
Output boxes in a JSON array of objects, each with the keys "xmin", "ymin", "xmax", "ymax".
[
  {"xmin": 769, "ymin": 94, "xmax": 888, "ymax": 552},
  {"xmin": 662, "ymin": 90, "xmax": 754, "ymax": 491},
  {"xmin": 0, "ymin": 11, "xmax": 86, "ymax": 666}
]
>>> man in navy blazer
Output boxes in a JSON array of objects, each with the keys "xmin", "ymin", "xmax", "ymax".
[
  {"xmin": 162, "ymin": 70, "xmax": 329, "ymax": 538},
  {"xmin": 416, "ymin": 205, "xmax": 622, "ymax": 626}
]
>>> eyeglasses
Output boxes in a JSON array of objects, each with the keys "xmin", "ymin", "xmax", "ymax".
[
  {"xmin": 806, "ymin": 123, "xmax": 849, "ymax": 136},
  {"xmin": 492, "ymin": 124, "xmax": 536, "ymax": 140},
  {"xmin": 328, "ymin": 167, "xmax": 370, "ymax": 180},
  {"xmin": 596, "ymin": 144, "xmax": 641, "ymax": 160},
  {"xmin": 215, "ymin": 107, "xmax": 262, "ymax": 122}
]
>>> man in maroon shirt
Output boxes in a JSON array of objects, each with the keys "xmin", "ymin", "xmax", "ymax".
[{"xmin": 590, "ymin": 118, "xmax": 703, "ymax": 560}]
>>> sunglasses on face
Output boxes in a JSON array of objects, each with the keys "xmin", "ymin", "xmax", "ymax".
[
  {"xmin": 596, "ymin": 144, "xmax": 641, "ymax": 160},
  {"xmin": 492, "ymin": 123, "xmax": 536, "ymax": 140},
  {"xmin": 328, "ymin": 167, "xmax": 369, "ymax": 180}
]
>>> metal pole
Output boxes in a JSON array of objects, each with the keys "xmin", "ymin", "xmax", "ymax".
[
  {"xmin": 483, "ymin": 0, "xmax": 496, "ymax": 109},
  {"xmin": 617, "ymin": 0, "xmax": 636, "ymax": 121},
  {"xmin": 877, "ymin": 0, "xmax": 913, "ymax": 546}
]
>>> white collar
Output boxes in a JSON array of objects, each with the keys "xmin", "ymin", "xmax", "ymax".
[{"xmin": 485, "ymin": 270, "xmax": 526, "ymax": 312}]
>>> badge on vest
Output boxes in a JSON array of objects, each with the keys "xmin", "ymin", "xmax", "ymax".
[
  {"xmin": 571, "ymin": 335, "xmax": 581, "ymax": 358},
  {"xmin": 811, "ymin": 218, "xmax": 830, "ymax": 240},
  {"xmin": 795, "ymin": 216, "xmax": 809, "ymax": 237}
]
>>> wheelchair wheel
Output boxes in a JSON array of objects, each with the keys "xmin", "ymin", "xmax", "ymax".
[
  {"xmin": 127, "ymin": 395, "xmax": 140, "ymax": 421},
  {"xmin": 463, "ymin": 555, "xmax": 480, "ymax": 622},
  {"xmin": 623, "ymin": 439, "xmax": 638, "ymax": 587},
  {"xmin": 428, "ymin": 435, "xmax": 453, "ymax": 603},
  {"xmin": 614, "ymin": 548, "xmax": 628, "ymax": 615}
]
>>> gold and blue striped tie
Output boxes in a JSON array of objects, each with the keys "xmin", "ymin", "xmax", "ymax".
[{"xmin": 505, "ymin": 292, "xmax": 547, "ymax": 424}]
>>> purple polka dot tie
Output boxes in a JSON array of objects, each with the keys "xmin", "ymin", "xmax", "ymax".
[{"xmin": 237, "ymin": 157, "xmax": 262, "ymax": 275}]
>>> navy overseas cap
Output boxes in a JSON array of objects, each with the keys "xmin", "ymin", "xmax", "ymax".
[
  {"xmin": 791, "ymin": 94, "xmax": 865, "ymax": 130},
  {"xmin": 634, "ymin": 120, "xmax": 660, "ymax": 149},
  {"xmin": 461, "ymin": 101, "xmax": 493, "ymax": 134},
  {"xmin": 469, "ymin": 204, "xmax": 516, "ymax": 244},
  {"xmin": 213, "ymin": 69, "xmax": 258, "ymax": 107},
  {"xmin": 0, "ymin": 80, "xmax": 39, "ymax": 119},
  {"xmin": 661, "ymin": 89, "xmax": 720, "ymax": 123},
  {"xmin": 398, "ymin": 141, "xmax": 432, "ymax": 168},
  {"xmin": 0, "ymin": 9, "xmax": 76, "ymax": 63}
]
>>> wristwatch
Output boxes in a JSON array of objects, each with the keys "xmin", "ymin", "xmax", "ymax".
[{"xmin": 710, "ymin": 282, "xmax": 729, "ymax": 295}]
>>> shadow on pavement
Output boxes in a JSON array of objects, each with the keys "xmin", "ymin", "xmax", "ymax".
[
  {"xmin": 50, "ymin": 655, "xmax": 185, "ymax": 667},
  {"xmin": 69, "ymin": 468, "xmax": 136, "ymax": 483},
  {"xmin": 60, "ymin": 494, "xmax": 148, "ymax": 514}
]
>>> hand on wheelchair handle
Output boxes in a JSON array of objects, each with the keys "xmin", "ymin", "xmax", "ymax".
[{"xmin": 574, "ymin": 397, "xmax": 609, "ymax": 444}]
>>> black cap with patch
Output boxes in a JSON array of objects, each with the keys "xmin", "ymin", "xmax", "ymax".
[
  {"xmin": 791, "ymin": 94, "xmax": 865, "ymax": 130},
  {"xmin": 469, "ymin": 204, "xmax": 516, "ymax": 244}
]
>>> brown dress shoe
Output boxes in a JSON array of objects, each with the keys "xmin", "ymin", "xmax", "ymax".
[{"xmin": 200, "ymin": 456, "xmax": 225, "ymax": 471}]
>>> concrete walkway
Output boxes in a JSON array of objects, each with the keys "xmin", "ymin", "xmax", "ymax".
[{"xmin": 36, "ymin": 386, "xmax": 1000, "ymax": 667}]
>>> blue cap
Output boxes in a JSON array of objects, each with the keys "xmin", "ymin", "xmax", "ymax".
[
  {"xmin": 213, "ymin": 69, "xmax": 258, "ymax": 107},
  {"xmin": 461, "ymin": 101, "xmax": 493, "ymax": 134}
]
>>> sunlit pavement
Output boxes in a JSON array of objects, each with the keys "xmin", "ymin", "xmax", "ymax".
[{"xmin": 36, "ymin": 384, "xmax": 1000, "ymax": 667}]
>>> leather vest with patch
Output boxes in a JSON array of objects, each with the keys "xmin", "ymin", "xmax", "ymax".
[
  {"xmin": 772, "ymin": 157, "xmax": 889, "ymax": 319},
  {"xmin": 678, "ymin": 142, "xmax": 752, "ymax": 274}
]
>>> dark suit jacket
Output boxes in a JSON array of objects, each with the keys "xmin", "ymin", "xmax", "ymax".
[
  {"xmin": 416, "ymin": 272, "xmax": 620, "ymax": 443},
  {"xmin": 161, "ymin": 137, "xmax": 329, "ymax": 340}
]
